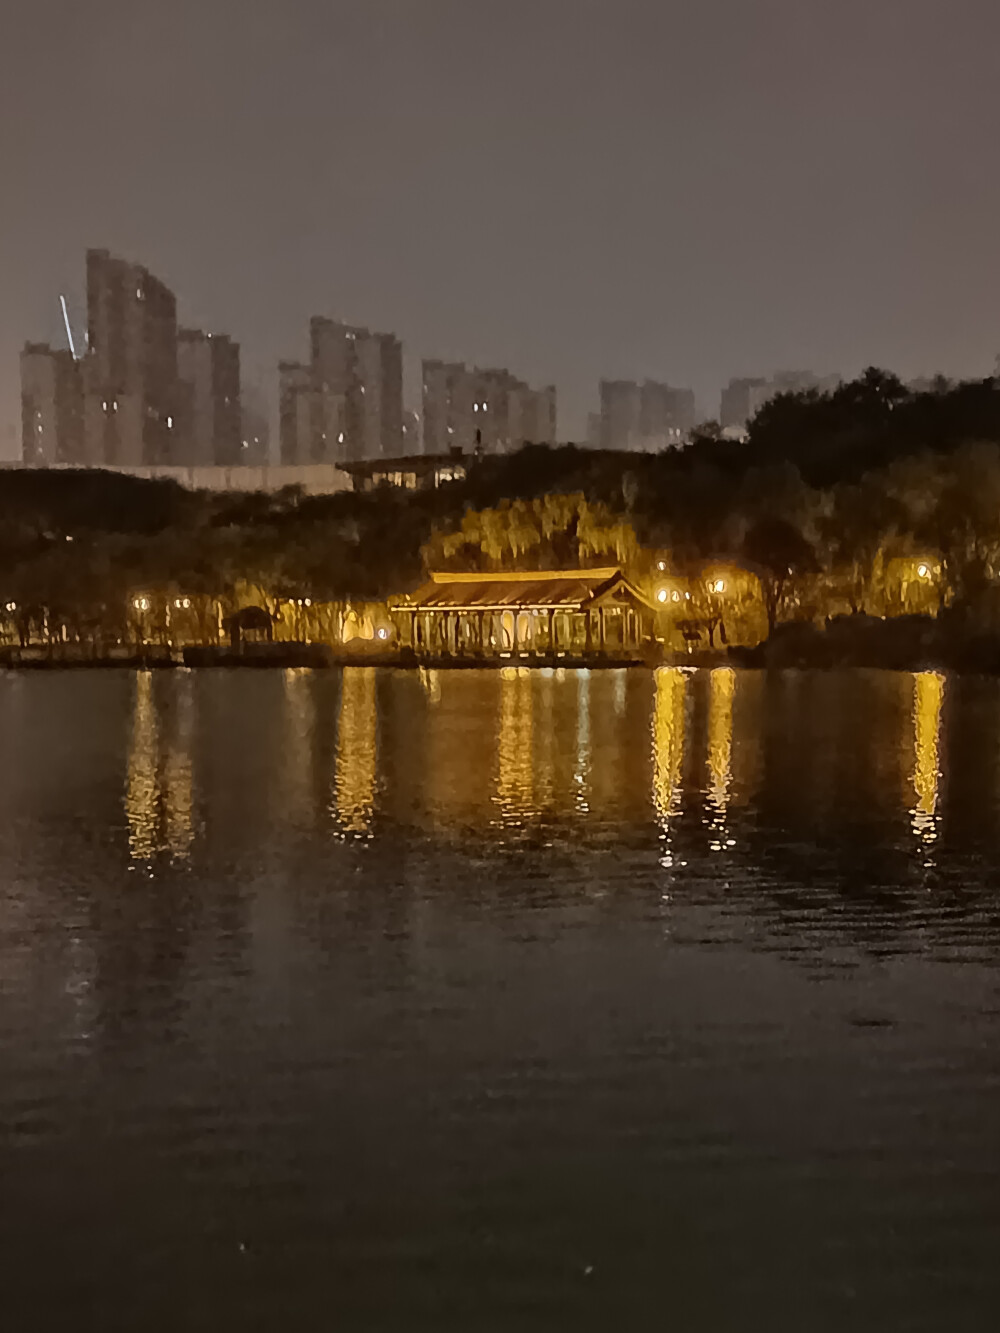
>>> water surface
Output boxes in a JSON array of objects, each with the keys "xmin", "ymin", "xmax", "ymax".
[{"xmin": 1, "ymin": 667, "xmax": 998, "ymax": 1329}]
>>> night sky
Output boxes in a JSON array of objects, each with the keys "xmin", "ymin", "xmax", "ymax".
[{"xmin": 3, "ymin": 0, "xmax": 1000, "ymax": 458}]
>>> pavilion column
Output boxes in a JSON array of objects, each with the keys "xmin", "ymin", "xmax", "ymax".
[
  {"xmin": 599, "ymin": 609, "xmax": 606, "ymax": 654},
  {"xmin": 477, "ymin": 611, "xmax": 485, "ymax": 657},
  {"xmin": 548, "ymin": 610, "xmax": 555, "ymax": 655},
  {"xmin": 585, "ymin": 612, "xmax": 593, "ymax": 654}
]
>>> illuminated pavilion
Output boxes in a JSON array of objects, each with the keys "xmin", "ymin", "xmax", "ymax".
[{"xmin": 389, "ymin": 568, "xmax": 658, "ymax": 662}]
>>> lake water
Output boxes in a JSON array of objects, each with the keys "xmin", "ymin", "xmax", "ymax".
[{"xmin": 2, "ymin": 667, "xmax": 998, "ymax": 1330}]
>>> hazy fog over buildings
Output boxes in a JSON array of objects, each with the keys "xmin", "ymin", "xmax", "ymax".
[
  {"xmin": 6, "ymin": 4, "xmax": 1000, "ymax": 461},
  {"xmin": 22, "ymin": 254, "xmax": 853, "ymax": 473},
  {"xmin": 26, "ymin": 252, "xmax": 990, "ymax": 474},
  {"xmin": 20, "ymin": 249, "xmax": 567, "ymax": 472},
  {"xmin": 598, "ymin": 379, "xmax": 696, "ymax": 451},
  {"xmin": 719, "ymin": 371, "xmax": 843, "ymax": 434}
]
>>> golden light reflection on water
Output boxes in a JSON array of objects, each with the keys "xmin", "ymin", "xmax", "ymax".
[
  {"xmin": 419, "ymin": 667, "xmax": 442, "ymax": 704},
  {"xmin": 334, "ymin": 668, "xmax": 378, "ymax": 836},
  {"xmin": 126, "ymin": 673, "xmax": 157, "ymax": 860},
  {"xmin": 533, "ymin": 672, "xmax": 556, "ymax": 813},
  {"xmin": 119, "ymin": 666, "xmax": 953, "ymax": 860},
  {"xmin": 911, "ymin": 670, "xmax": 945, "ymax": 853},
  {"xmin": 652, "ymin": 667, "xmax": 687, "ymax": 865},
  {"xmin": 705, "ymin": 667, "xmax": 735, "ymax": 851},
  {"xmin": 163, "ymin": 678, "xmax": 194, "ymax": 861},
  {"xmin": 575, "ymin": 670, "xmax": 591, "ymax": 815},
  {"xmin": 125, "ymin": 673, "xmax": 194, "ymax": 862},
  {"xmin": 495, "ymin": 668, "xmax": 536, "ymax": 826}
]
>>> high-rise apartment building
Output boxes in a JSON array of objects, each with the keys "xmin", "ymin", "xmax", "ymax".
[
  {"xmin": 351, "ymin": 329, "xmax": 403, "ymax": 462},
  {"xmin": 422, "ymin": 360, "xmax": 556, "ymax": 455},
  {"xmin": 719, "ymin": 377, "xmax": 768, "ymax": 432},
  {"xmin": 509, "ymin": 382, "xmax": 557, "ymax": 447},
  {"xmin": 240, "ymin": 389, "xmax": 270, "ymax": 466},
  {"xmin": 401, "ymin": 408, "xmax": 422, "ymax": 454},
  {"xmin": 375, "ymin": 332, "xmax": 403, "ymax": 459},
  {"xmin": 599, "ymin": 380, "xmax": 641, "ymax": 450},
  {"xmin": 309, "ymin": 318, "xmax": 353, "ymax": 464},
  {"xmin": 600, "ymin": 378, "xmax": 694, "ymax": 450},
  {"xmin": 81, "ymin": 248, "xmax": 182, "ymax": 465},
  {"xmin": 639, "ymin": 381, "xmax": 695, "ymax": 448},
  {"xmin": 285, "ymin": 317, "xmax": 403, "ymax": 464},
  {"xmin": 278, "ymin": 360, "xmax": 312, "ymax": 465},
  {"xmin": 422, "ymin": 360, "xmax": 472, "ymax": 453},
  {"xmin": 20, "ymin": 343, "xmax": 84, "ymax": 464},
  {"xmin": 177, "ymin": 329, "xmax": 241, "ymax": 465}
]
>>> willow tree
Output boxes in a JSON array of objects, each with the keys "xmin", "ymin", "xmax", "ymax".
[{"xmin": 420, "ymin": 493, "xmax": 638, "ymax": 574}]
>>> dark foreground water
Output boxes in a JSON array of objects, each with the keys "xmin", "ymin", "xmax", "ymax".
[{"xmin": 1, "ymin": 667, "xmax": 999, "ymax": 1330}]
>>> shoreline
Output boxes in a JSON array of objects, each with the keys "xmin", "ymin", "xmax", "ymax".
[{"xmin": 0, "ymin": 649, "xmax": 992, "ymax": 673}]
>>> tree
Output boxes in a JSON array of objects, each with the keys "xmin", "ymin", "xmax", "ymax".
[
  {"xmin": 819, "ymin": 479, "xmax": 904, "ymax": 614},
  {"xmin": 917, "ymin": 442, "xmax": 1000, "ymax": 603},
  {"xmin": 743, "ymin": 517, "xmax": 819, "ymax": 632}
]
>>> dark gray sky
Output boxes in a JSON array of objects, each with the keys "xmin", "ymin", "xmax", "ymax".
[{"xmin": 3, "ymin": 0, "xmax": 1000, "ymax": 457}]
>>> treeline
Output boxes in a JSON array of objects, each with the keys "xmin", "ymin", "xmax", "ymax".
[{"xmin": 3, "ymin": 368, "xmax": 1000, "ymax": 644}]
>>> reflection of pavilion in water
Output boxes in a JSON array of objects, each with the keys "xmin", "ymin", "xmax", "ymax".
[
  {"xmin": 494, "ymin": 669, "xmax": 538, "ymax": 825},
  {"xmin": 491, "ymin": 668, "xmax": 662, "ymax": 830},
  {"xmin": 125, "ymin": 672, "xmax": 194, "ymax": 860},
  {"xmin": 370, "ymin": 668, "xmax": 647, "ymax": 833},
  {"xmin": 370, "ymin": 668, "xmax": 737, "ymax": 838}
]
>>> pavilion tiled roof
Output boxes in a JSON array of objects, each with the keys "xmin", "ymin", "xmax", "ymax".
[{"xmin": 390, "ymin": 568, "xmax": 657, "ymax": 612}]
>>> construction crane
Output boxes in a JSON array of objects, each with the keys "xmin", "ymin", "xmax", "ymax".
[{"xmin": 59, "ymin": 293, "xmax": 85, "ymax": 360}]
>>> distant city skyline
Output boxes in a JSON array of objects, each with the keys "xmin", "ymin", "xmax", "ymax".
[
  {"xmin": 20, "ymin": 244, "xmax": 994, "ymax": 469},
  {"xmin": 6, "ymin": 2, "xmax": 1000, "ymax": 459}
]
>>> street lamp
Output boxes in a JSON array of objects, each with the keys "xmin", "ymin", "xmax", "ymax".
[
  {"xmin": 656, "ymin": 588, "xmax": 668, "ymax": 604},
  {"xmin": 711, "ymin": 579, "xmax": 725, "ymax": 594},
  {"xmin": 917, "ymin": 563, "xmax": 929, "ymax": 579}
]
